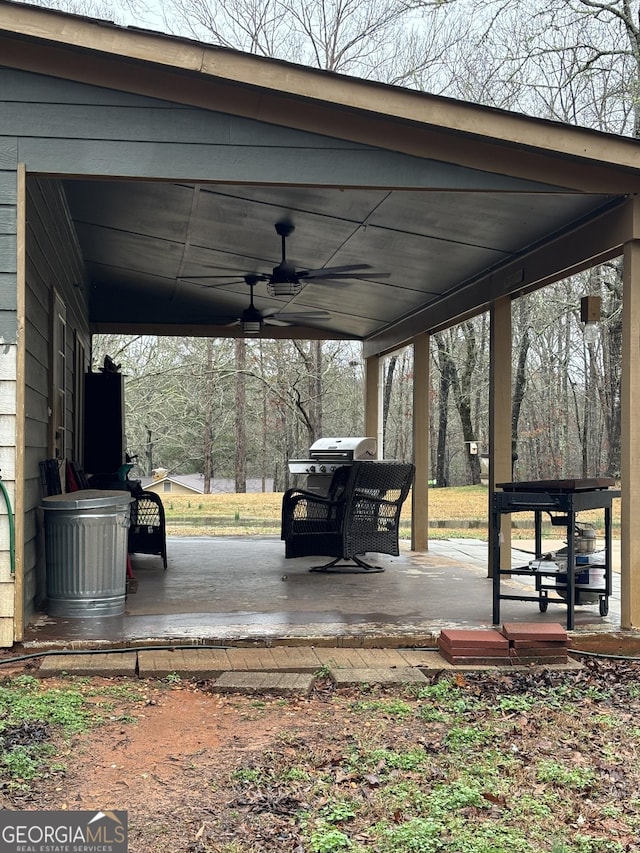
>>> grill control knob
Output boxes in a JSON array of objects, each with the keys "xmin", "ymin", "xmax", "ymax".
[
  {"xmin": 308, "ymin": 465, "xmax": 316, "ymax": 473},
  {"xmin": 320, "ymin": 465, "xmax": 327, "ymax": 473}
]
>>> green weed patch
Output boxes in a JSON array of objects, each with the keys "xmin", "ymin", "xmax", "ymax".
[
  {"xmin": 207, "ymin": 660, "xmax": 639, "ymax": 852},
  {"xmin": 0, "ymin": 674, "xmax": 146, "ymax": 792}
]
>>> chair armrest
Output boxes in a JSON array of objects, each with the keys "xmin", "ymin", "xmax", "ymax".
[
  {"xmin": 282, "ymin": 492, "xmax": 345, "ymax": 539},
  {"xmin": 282, "ymin": 488, "xmax": 336, "ymax": 537},
  {"xmin": 350, "ymin": 492, "xmax": 405, "ymax": 532},
  {"xmin": 284, "ymin": 487, "xmax": 342, "ymax": 506}
]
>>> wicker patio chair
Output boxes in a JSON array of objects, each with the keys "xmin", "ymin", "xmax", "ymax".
[
  {"xmin": 281, "ymin": 460, "xmax": 415, "ymax": 572},
  {"xmin": 128, "ymin": 491, "xmax": 168, "ymax": 569}
]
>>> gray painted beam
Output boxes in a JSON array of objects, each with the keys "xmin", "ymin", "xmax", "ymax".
[{"xmin": 17, "ymin": 139, "xmax": 556, "ymax": 189}]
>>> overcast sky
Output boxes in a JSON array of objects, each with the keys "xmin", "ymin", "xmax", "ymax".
[{"xmin": 120, "ymin": 2, "xmax": 167, "ymax": 33}]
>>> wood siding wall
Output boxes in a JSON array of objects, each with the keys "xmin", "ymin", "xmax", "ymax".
[
  {"xmin": 22, "ymin": 179, "xmax": 90, "ymax": 630},
  {"xmin": 0, "ymin": 139, "xmax": 17, "ymax": 646}
]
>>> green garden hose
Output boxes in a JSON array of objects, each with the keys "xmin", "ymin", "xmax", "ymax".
[{"xmin": 0, "ymin": 473, "xmax": 15, "ymax": 575}]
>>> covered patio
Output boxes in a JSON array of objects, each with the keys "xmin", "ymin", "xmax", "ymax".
[
  {"xmin": 21, "ymin": 537, "xmax": 621, "ymax": 648},
  {"xmin": 0, "ymin": 1, "xmax": 639, "ymax": 647}
]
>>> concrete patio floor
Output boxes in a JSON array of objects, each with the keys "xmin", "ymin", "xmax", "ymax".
[{"xmin": 22, "ymin": 535, "xmax": 621, "ymax": 649}]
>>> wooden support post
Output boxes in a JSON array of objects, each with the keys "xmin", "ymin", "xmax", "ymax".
[
  {"xmin": 621, "ymin": 201, "xmax": 640, "ymax": 627},
  {"xmin": 489, "ymin": 297, "xmax": 513, "ymax": 576},
  {"xmin": 364, "ymin": 354, "xmax": 381, "ymax": 457},
  {"xmin": 412, "ymin": 333, "xmax": 429, "ymax": 552}
]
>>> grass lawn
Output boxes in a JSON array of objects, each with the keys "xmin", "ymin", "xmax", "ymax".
[{"xmin": 160, "ymin": 485, "xmax": 621, "ymax": 540}]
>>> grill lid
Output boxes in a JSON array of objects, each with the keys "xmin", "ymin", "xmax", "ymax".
[{"xmin": 309, "ymin": 437, "xmax": 376, "ymax": 460}]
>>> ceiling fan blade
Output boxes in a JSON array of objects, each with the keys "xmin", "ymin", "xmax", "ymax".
[
  {"xmin": 263, "ymin": 317, "xmax": 291, "ymax": 326},
  {"xmin": 273, "ymin": 311, "xmax": 331, "ymax": 321},
  {"xmin": 300, "ymin": 264, "xmax": 389, "ymax": 279},
  {"xmin": 305, "ymin": 272, "xmax": 391, "ymax": 281},
  {"xmin": 179, "ymin": 277, "xmax": 249, "ymax": 289},
  {"xmin": 300, "ymin": 264, "xmax": 371, "ymax": 277},
  {"xmin": 180, "ymin": 274, "xmax": 246, "ymax": 279}
]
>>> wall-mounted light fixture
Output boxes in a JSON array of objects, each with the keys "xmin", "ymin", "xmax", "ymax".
[{"xmin": 580, "ymin": 295, "xmax": 601, "ymax": 344}]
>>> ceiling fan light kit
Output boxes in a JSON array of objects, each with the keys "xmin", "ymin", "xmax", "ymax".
[
  {"xmin": 266, "ymin": 222, "xmax": 303, "ymax": 296},
  {"xmin": 267, "ymin": 279, "xmax": 302, "ymax": 297},
  {"xmin": 181, "ymin": 219, "xmax": 389, "ymax": 333},
  {"xmin": 242, "ymin": 319, "xmax": 262, "ymax": 336},
  {"xmin": 240, "ymin": 285, "xmax": 266, "ymax": 335}
]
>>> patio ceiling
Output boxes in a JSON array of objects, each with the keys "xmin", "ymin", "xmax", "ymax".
[{"xmin": 63, "ymin": 177, "xmax": 620, "ymax": 344}]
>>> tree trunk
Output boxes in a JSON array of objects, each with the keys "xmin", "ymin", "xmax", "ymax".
[
  {"xmin": 434, "ymin": 333, "xmax": 451, "ymax": 487},
  {"xmin": 382, "ymin": 355, "xmax": 397, "ymax": 454},
  {"xmin": 145, "ymin": 427, "xmax": 153, "ymax": 477},
  {"xmin": 511, "ymin": 304, "xmax": 531, "ymax": 471},
  {"xmin": 448, "ymin": 323, "xmax": 482, "ymax": 485},
  {"xmin": 235, "ymin": 339, "xmax": 247, "ymax": 493},
  {"xmin": 202, "ymin": 339, "xmax": 214, "ymax": 494},
  {"xmin": 310, "ymin": 340, "xmax": 323, "ymax": 441}
]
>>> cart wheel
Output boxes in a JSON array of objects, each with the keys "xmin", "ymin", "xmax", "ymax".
[
  {"xmin": 539, "ymin": 599, "xmax": 548, "ymax": 613},
  {"xmin": 599, "ymin": 597, "xmax": 609, "ymax": 617}
]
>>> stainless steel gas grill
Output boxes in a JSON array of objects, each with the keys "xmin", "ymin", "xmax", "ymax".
[{"xmin": 288, "ymin": 437, "xmax": 377, "ymax": 495}]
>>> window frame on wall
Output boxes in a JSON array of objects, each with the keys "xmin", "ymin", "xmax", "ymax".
[
  {"xmin": 73, "ymin": 332, "xmax": 85, "ymax": 463},
  {"xmin": 50, "ymin": 291, "xmax": 67, "ymax": 463}
]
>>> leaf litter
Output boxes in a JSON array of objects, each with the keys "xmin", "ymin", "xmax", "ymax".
[{"xmin": 1, "ymin": 656, "xmax": 640, "ymax": 851}]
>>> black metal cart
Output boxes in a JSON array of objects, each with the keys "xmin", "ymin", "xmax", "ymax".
[{"xmin": 491, "ymin": 478, "xmax": 620, "ymax": 630}]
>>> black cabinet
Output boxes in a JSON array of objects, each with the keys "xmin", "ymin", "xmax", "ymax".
[
  {"xmin": 491, "ymin": 479, "xmax": 620, "ymax": 630},
  {"xmin": 83, "ymin": 371, "xmax": 125, "ymax": 474}
]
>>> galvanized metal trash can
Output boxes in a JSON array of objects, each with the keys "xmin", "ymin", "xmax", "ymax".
[{"xmin": 42, "ymin": 489, "xmax": 133, "ymax": 617}]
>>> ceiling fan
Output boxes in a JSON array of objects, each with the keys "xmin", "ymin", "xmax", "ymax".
[
  {"xmin": 180, "ymin": 219, "xmax": 390, "ymax": 297},
  {"xmin": 213, "ymin": 275, "xmax": 332, "ymax": 336}
]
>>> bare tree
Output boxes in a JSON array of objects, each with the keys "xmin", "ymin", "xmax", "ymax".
[
  {"xmin": 432, "ymin": 333, "xmax": 453, "ymax": 486},
  {"xmin": 12, "ymin": 0, "xmax": 152, "ymax": 24},
  {"xmin": 161, "ymin": 0, "xmax": 413, "ymax": 76},
  {"xmin": 235, "ymin": 339, "xmax": 247, "ymax": 492},
  {"xmin": 425, "ymin": 0, "xmax": 640, "ymax": 135}
]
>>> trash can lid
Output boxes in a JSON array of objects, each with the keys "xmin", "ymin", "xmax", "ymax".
[{"xmin": 41, "ymin": 489, "xmax": 135, "ymax": 510}]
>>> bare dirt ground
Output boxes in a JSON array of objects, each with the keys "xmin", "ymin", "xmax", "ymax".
[
  {"xmin": 9, "ymin": 678, "xmax": 306, "ymax": 851},
  {"xmin": 6, "ymin": 675, "xmax": 345, "ymax": 852},
  {"xmin": 4, "ymin": 658, "xmax": 640, "ymax": 853}
]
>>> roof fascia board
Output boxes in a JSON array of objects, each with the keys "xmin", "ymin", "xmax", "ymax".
[
  {"xmin": 363, "ymin": 197, "xmax": 633, "ymax": 357},
  {"xmin": 2, "ymin": 7, "xmax": 640, "ymax": 186}
]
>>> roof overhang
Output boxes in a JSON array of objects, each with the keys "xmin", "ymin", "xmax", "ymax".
[{"xmin": 2, "ymin": 0, "xmax": 639, "ymax": 353}]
